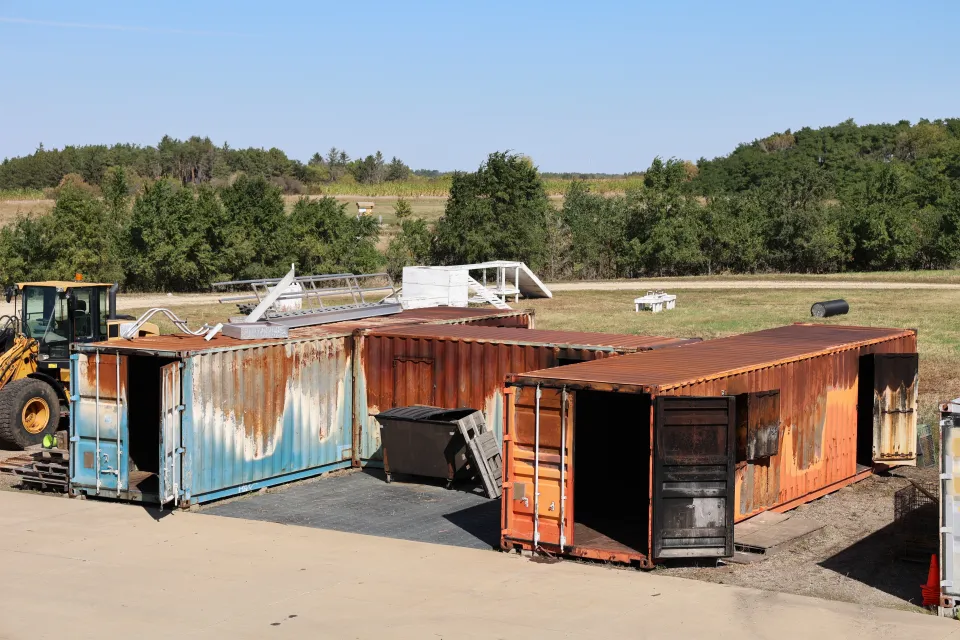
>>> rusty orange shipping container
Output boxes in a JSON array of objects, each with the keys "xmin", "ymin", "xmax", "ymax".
[
  {"xmin": 501, "ymin": 324, "xmax": 918, "ymax": 567},
  {"xmin": 353, "ymin": 325, "xmax": 698, "ymax": 464}
]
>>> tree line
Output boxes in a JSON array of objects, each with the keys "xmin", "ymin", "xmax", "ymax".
[
  {"xmin": 1, "ymin": 118, "xmax": 958, "ymax": 290},
  {"xmin": 0, "ymin": 137, "xmax": 416, "ymax": 195},
  {"xmin": 0, "ymin": 170, "xmax": 381, "ymax": 290}
]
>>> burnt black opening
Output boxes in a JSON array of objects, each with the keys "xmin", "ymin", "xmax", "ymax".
[
  {"xmin": 572, "ymin": 390, "xmax": 651, "ymax": 557},
  {"xmin": 856, "ymin": 354, "xmax": 875, "ymax": 468},
  {"xmin": 126, "ymin": 355, "xmax": 178, "ymax": 497}
]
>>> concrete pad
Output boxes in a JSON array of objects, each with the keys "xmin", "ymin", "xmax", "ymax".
[
  {"xmin": 203, "ymin": 469, "xmax": 498, "ymax": 549},
  {"xmin": 0, "ymin": 490, "xmax": 955, "ymax": 640}
]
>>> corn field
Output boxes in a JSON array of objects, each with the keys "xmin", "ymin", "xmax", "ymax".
[{"xmin": 0, "ymin": 188, "xmax": 45, "ymax": 200}]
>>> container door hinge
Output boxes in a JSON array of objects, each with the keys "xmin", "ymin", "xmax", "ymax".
[
  {"xmin": 943, "ymin": 580, "xmax": 953, "ymax": 588},
  {"xmin": 175, "ymin": 447, "xmax": 185, "ymax": 455},
  {"xmin": 176, "ymin": 405, "xmax": 185, "ymax": 412},
  {"xmin": 942, "ymin": 527, "xmax": 953, "ymax": 534}
]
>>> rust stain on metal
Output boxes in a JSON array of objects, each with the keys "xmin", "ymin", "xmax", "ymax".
[
  {"xmin": 794, "ymin": 392, "xmax": 827, "ymax": 471},
  {"xmin": 190, "ymin": 338, "xmax": 352, "ymax": 461},
  {"xmin": 79, "ymin": 353, "xmax": 126, "ymax": 399},
  {"xmin": 358, "ymin": 327, "xmax": 688, "ymax": 453},
  {"xmin": 513, "ymin": 324, "xmax": 915, "ymax": 391},
  {"xmin": 362, "ymin": 325, "xmax": 698, "ymax": 352},
  {"xmin": 873, "ymin": 354, "xmax": 919, "ymax": 460}
]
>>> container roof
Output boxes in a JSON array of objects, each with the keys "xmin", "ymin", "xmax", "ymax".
[
  {"xmin": 512, "ymin": 324, "xmax": 915, "ymax": 392},
  {"xmin": 77, "ymin": 307, "xmax": 532, "ymax": 356},
  {"xmin": 364, "ymin": 324, "xmax": 698, "ymax": 351}
]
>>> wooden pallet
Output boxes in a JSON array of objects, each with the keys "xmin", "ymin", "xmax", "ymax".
[
  {"xmin": 453, "ymin": 413, "xmax": 503, "ymax": 499},
  {"xmin": 0, "ymin": 449, "xmax": 69, "ymax": 491}
]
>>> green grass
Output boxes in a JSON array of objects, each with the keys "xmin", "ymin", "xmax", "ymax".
[{"xmin": 618, "ymin": 270, "xmax": 960, "ymax": 284}]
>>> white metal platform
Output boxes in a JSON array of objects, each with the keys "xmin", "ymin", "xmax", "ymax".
[
  {"xmin": 399, "ymin": 262, "xmax": 552, "ymax": 310},
  {"xmin": 634, "ymin": 290, "xmax": 677, "ymax": 313}
]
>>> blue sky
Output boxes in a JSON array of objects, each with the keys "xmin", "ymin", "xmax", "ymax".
[{"xmin": 0, "ymin": 0, "xmax": 956, "ymax": 173}]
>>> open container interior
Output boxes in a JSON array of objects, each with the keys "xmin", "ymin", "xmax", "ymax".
[{"xmin": 571, "ymin": 390, "xmax": 651, "ymax": 558}]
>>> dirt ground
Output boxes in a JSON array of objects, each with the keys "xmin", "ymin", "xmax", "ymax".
[{"xmin": 659, "ymin": 466, "xmax": 940, "ymax": 613}]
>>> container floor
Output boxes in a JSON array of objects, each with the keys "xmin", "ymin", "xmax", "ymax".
[
  {"xmin": 202, "ymin": 469, "xmax": 499, "ymax": 550},
  {"xmin": 573, "ymin": 521, "xmax": 646, "ymax": 556}
]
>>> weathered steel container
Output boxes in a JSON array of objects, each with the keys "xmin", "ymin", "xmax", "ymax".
[
  {"xmin": 68, "ymin": 307, "xmax": 533, "ymax": 506},
  {"xmin": 501, "ymin": 324, "xmax": 919, "ymax": 566},
  {"xmin": 353, "ymin": 325, "xmax": 699, "ymax": 465}
]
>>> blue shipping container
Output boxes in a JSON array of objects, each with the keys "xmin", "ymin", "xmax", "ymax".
[{"xmin": 70, "ymin": 332, "xmax": 354, "ymax": 506}]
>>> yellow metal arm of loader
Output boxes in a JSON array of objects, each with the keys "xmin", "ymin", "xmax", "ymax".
[{"xmin": 0, "ymin": 335, "xmax": 38, "ymax": 390}]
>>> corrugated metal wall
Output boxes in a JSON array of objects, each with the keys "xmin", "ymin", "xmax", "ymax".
[
  {"xmin": 182, "ymin": 336, "xmax": 354, "ymax": 501},
  {"xmin": 355, "ymin": 334, "xmax": 617, "ymax": 463},
  {"xmin": 657, "ymin": 334, "xmax": 916, "ymax": 521}
]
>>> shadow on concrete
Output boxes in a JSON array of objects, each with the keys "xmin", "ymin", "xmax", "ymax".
[
  {"xmin": 819, "ymin": 503, "xmax": 936, "ymax": 606},
  {"xmin": 141, "ymin": 504, "xmax": 175, "ymax": 522},
  {"xmin": 443, "ymin": 500, "xmax": 501, "ymax": 549}
]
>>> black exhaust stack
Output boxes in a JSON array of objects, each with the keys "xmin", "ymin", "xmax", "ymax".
[{"xmin": 109, "ymin": 283, "xmax": 119, "ymax": 319}]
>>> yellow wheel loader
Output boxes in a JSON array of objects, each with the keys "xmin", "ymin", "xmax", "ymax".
[{"xmin": 0, "ymin": 280, "xmax": 158, "ymax": 450}]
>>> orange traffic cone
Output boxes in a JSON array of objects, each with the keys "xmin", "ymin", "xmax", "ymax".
[{"xmin": 922, "ymin": 554, "xmax": 940, "ymax": 607}]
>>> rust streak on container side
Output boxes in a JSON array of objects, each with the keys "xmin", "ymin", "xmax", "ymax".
[{"xmin": 80, "ymin": 353, "xmax": 126, "ymax": 400}]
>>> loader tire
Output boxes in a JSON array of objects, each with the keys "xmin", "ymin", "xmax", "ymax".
[{"xmin": 0, "ymin": 378, "xmax": 60, "ymax": 450}]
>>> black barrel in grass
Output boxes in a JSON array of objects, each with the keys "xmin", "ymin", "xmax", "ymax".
[{"xmin": 811, "ymin": 299, "xmax": 849, "ymax": 318}]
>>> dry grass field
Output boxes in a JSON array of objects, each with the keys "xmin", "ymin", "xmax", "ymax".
[
  {"xmin": 0, "ymin": 194, "xmax": 563, "ymax": 249},
  {"xmin": 0, "ymin": 199, "xmax": 53, "ymax": 226}
]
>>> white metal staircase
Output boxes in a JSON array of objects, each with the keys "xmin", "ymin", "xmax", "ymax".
[{"xmin": 466, "ymin": 276, "xmax": 512, "ymax": 309}]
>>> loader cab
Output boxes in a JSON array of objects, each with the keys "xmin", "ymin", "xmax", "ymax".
[{"xmin": 18, "ymin": 282, "xmax": 111, "ymax": 366}]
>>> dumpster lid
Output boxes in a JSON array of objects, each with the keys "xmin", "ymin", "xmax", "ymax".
[{"xmin": 374, "ymin": 406, "xmax": 481, "ymax": 423}]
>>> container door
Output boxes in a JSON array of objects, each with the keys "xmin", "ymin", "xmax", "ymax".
[
  {"xmin": 872, "ymin": 353, "xmax": 919, "ymax": 466},
  {"xmin": 159, "ymin": 362, "xmax": 182, "ymax": 506},
  {"xmin": 502, "ymin": 385, "xmax": 574, "ymax": 551},
  {"xmin": 653, "ymin": 396, "xmax": 735, "ymax": 560},
  {"xmin": 392, "ymin": 356, "xmax": 435, "ymax": 407},
  {"xmin": 941, "ymin": 401, "xmax": 960, "ymax": 604},
  {"xmin": 70, "ymin": 352, "xmax": 127, "ymax": 496}
]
